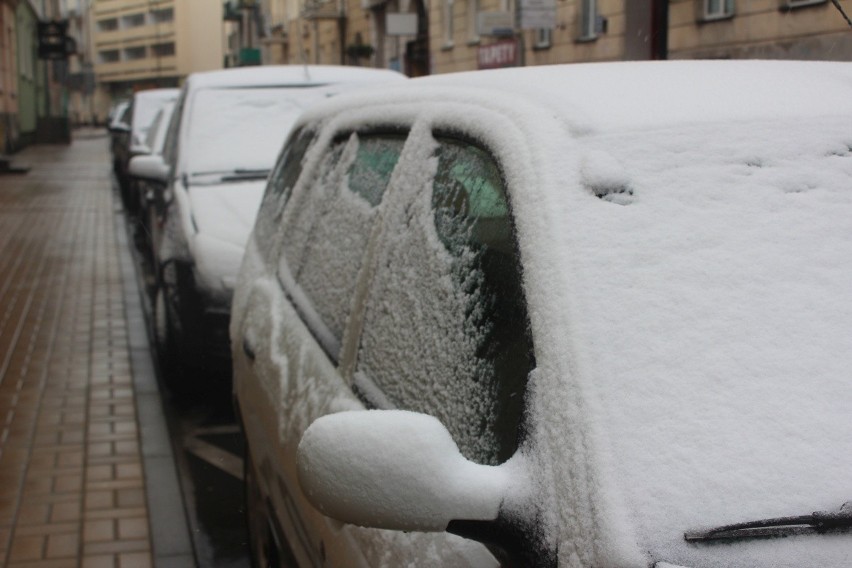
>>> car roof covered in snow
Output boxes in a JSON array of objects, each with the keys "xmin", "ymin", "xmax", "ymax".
[{"xmin": 184, "ymin": 64, "xmax": 406, "ymax": 91}]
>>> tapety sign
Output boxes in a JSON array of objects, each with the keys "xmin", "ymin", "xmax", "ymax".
[{"xmin": 477, "ymin": 39, "xmax": 518, "ymax": 69}]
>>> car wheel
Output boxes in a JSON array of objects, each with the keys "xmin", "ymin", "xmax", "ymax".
[
  {"xmin": 153, "ymin": 284, "xmax": 176, "ymax": 369},
  {"xmin": 245, "ymin": 453, "xmax": 281, "ymax": 568}
]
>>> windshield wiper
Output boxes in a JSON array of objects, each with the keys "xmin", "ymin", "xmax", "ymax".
[
  {"xmin": 189, "ymin": 169, "xmax": 271, "ymax": 184},
  {"xmin": 685, "ymin": 501, "xmax": 852, "ymax": 542},
  {"xmin": 220, "ymin": 169, "xmax": 270, "ymax": 182}
]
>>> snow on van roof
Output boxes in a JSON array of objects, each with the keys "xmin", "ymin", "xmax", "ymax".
[{"xmin": 185, "ymin": 64, "xmax": 406, "ymax": 90}]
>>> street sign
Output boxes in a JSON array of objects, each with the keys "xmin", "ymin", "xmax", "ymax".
[
  {"xmin": 520, "ymin": 0, "xmax": 556, "ymax": 29},
  {"xmin": 477, "ymin": 11, "xmax": 515, "ymax": 37},
  {"xmin": 386, "ymin": 13, "xmax": 418, "ymax": 36},
  {"xmin": 37, "ymin": 20, "xmax": 71, "ymax": 60}
]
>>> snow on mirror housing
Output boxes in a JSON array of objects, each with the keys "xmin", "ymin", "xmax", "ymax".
[
  {"xmin": 297, "ymin": 410, "xmax": 512, "ymax": 532},
  {"xmin": 128, "ymin": 154, "xmax": 169, "ymax": 184}
]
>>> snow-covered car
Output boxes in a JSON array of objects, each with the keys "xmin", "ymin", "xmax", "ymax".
[
  {"xmin": 128, "ymin": 99, "xmax": 176, "ymax": 273},
  {"xmin": 231, "ymin": 60, "xmax": 852, "ymax": 568},
  {"xmin": 114, "ymin": 88, "xmax": 180, "ymax": 213},
  {"xmin": 107, "ymin": 100, "xmax": 130, "ymax": 174},
  {"xmin": 130, "ymin": 65, "xmax": 405, "ymax": 384}
]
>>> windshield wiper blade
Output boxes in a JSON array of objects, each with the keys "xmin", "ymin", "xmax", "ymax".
[
  {"xmin": 685, "ymin": 501, "xmax": 852, "ymax": 542},
  {"xmin": 219, "ymin": 169, "xmax": 271, "ymax": 182}
]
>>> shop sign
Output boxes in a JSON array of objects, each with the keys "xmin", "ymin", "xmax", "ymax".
[
  {"xmin": 477, "ymin": 39, "xmax": 518, "ymax": 69},
  {"xmin": 38, "ymin": 20, "xmax": 71, "ymax": 60}
]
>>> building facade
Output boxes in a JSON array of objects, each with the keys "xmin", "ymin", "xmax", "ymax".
[
  {"xmin": 0, "ymin": 0, "xmax": 18, "ymax": 152},
  {"xmin": 238, "ymin": 0, "xmax": 850, "ymax": 75},
  {"xmin": 16, "ymin": 0, "xmax": 42, "ymax": 146},
  {"xmin": 90, "ymin": 0, "xmax": 224, "ymax": 119},
  {"xmin": 668, "ymin": 0, "xmax": 852, "ymax": 60}
]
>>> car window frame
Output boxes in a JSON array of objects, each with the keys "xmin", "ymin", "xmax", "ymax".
[
  {"xmin": 349, "ymin": 127, "xmax": 536, "ymax": 465},
  {"xmin": 274, "ymin": 125, "xmax": 411, "ymax": 369}
]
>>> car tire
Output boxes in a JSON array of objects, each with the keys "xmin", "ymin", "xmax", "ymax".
[{"xmin": 153, "ymin": 284, "xmax": 176, "ymax": 371}]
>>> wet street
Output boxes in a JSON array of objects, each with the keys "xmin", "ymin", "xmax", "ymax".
[
  {"xmin": 118, "ymin": 138, "xmax": 252, "ymax": 568},
  {"xmin": 0, "ymin": 130, "xmax": 250, "ymax": 567}
]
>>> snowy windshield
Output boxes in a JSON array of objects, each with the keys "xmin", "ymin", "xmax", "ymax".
[{"xmin": 184, "ymin": 87, "xmax": 328, "ymax": 178}]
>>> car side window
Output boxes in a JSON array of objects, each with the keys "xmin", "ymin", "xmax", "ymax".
[
  {"xmin": 254, "ymin": 127, "xmax": 315, "ymax": 260},
  {"xmin": 278, "ymin": 132, "xmax": 405, "ymax": 354},
  {"xmin": 162, "ymin": 89, "xmax": 185, "ymax": 169},
  {"xmin": 355, "ymin": 135, "xmax": 534, "ymax": 466}
]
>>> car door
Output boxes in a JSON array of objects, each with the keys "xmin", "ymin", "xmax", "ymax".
[
  {"xmin": 354, "ymin": 124, "xmax": 535, "ymax": 461},
  {"xmin": 242, "ymin": 128, "xmax": 407, "ymax": 566}
]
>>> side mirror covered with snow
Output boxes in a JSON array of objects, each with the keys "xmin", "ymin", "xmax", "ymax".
[
  {"xmin": 297, "ymin": 410, "xmax": 512, "ymax": 532},
  {"xmin": 129, "ymin": 154, "xmax": 169, "ymax": 184}
]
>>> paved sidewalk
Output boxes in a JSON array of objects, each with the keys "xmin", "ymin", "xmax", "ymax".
[{"xmin": 0, "ymin": 131, "xmax": 193, "ymax": 568}]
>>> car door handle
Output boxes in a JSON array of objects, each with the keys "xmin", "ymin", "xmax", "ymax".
[{"xmin": 242, "ymin": 336, "xmax": 256, "ymax": 362}]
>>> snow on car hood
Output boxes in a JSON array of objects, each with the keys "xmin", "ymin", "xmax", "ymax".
[
  {"xmin": 187, "ymin": 180, "xmax": 265, "ymax": 296},
  {"xmin": 529, "ymin": 115, "xmax": 852, "ymax": 568}
]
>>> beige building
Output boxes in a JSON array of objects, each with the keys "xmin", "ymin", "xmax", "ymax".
[
  {"xmin": 91, "ymin": 0, "xmax": 224, "ymax": 113},
  {"xmin": 0, "ymin": 0, "xmax": 17, "ymax": 151},
  {"xmin": 247, "ymin": 0, "xmax": 666, "ymax": 74},
  {"xmin": 243, "ymin": 0, "xmax": 851, "ymax": 75},
  {"xmin": 669, "ymin": 0, "xmax": 852, "ymax": 60}
]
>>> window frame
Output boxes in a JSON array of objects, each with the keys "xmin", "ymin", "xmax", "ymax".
[
  {"xmin": 779, "ymin": 0, "xmax": 826, "ymax": 9},
  {"xmin": 443, "ymin": 0, "xmax": 455, "ymax": 49},
  {"xmin": 700, "ymin": 0, "xmax": 735, "ymax": 21},
  {"xmin": 274, "ymin": 127, "xmax": 409, "ymax": 366},
  {"xmin": 351, "ymin": 129, "xmax": 535, "ymax": 465},
  {"xmin": 534, "ymin": 27, "xmax": 552, "ymax": 49},
  {"xmin": 467, "ymin": 0, "xmax": 480, "ymax": 44},
  {"xmin": 577, "ymin": 0, "xmax": 598, "ymax": 41}
]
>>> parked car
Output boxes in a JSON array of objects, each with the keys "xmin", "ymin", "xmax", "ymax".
[
  {"xmin": 231, "ymin": 60, "xmax": 852, "ymax": 568},
  {"xmin": 129, "ymin": 65, "xmax": 405, "ymax": 383},
  {"xmin": 113, "ymin": 88, "xmax": 180, "ymax": 214},
  {"xmin": 128, "ymin": 99, "xmax": 176, "ymax": 277},
  {"xmin": 107, "ymin": 100, "xmax": 130, "ymax": 173}
]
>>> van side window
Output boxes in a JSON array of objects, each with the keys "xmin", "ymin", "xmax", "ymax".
[
  {"xmin": 355, "ymin": 136, "xmax": 534, "ymax": 466},
  {"xmin": 279, "ymin": 133, "xmax": 405, "ymax": 350}
]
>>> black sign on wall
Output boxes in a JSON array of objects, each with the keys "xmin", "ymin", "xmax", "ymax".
[{"xmin": 38, "ymin": 20, "xmax": 72, "ymax": 60}]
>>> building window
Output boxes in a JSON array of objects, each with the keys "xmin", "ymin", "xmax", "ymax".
[
  {"xmin": 443, "ymin": 0, "xmax": 454, "ymax": 48},
  {"xmin": 779, "ymin": 0, "xmax": 826, "ymax": 9},
  {"xmin": 18, "ymin": 22, "xmax": 34, "ymax": 80},
  {"xmin": 96, "ymin": 18, "xmax": 118, "ymax": 32},
  {"xmin": 534, "ymin": 28, "xmax": 552, "ymax": 49},
  {"xmin": 151, "ymin": 42, "xmax": 175, "ymax": 57},
  {"xmin": 703, "ymin": 0, "xmax": 735, "ymax": 19},
  {"xmin": 98, "ymin": 49, "xmax": 119, "ymax": 63},
  {"xmin": 578, "ymin": 0, "xmax": 597, "ymax": 40},
  {"xmin": 150, "ymin": 8, "xmax": 174, "ymax": 23},
  {"xmin": 121, "ymin": 13, "xmax": 146, "ymax": 28},
  {"xmin": 467, "ymin": 0, "xmax": 480, "ymax": 43},
  {"xmin": 123, "ymin": 46, "xmax": 146, "ymax": 60}
]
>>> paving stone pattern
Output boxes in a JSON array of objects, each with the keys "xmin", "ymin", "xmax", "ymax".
[{"xmin": 0, "ymin": 133, "xmax": 156, "ymax": 568}]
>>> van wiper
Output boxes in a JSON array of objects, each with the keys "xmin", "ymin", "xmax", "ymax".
[{"xmin": 685, "ymin": 502, "xmax": 852, "ymax": 542}]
